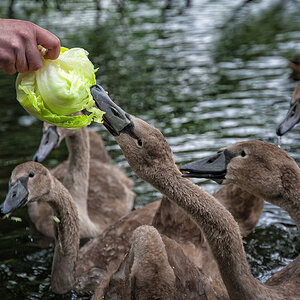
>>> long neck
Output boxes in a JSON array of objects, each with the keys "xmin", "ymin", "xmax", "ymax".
[
  {"xmin": 88, "ymin": 131, "xmax": 111, "ymax": 163},
  {"xmin": 149, "ymin": 170, "xmax": 273, "ymax": 300},
  {"xmin": 284, "ymin": 199, "xmax": 300, "ymax": 230},
  {"xmin": 45, "ymin": 177, "xmax": 80, "ymax": 294},
  {"xmin": 279, "ymin": 168, "xmax": 300, "ymax": 230},
  {"xmin": 63, "ymin": 128, "xmax": 90, "ymax": 210},
  {"xmin": 129, "ymin": 227, "xmax": 176, "ymax": 299}
]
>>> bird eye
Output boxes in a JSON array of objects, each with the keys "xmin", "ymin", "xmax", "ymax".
[
  {"xmin": 29, "ymin": 171, "xmax": 35, "ymax": 178},
  {"xmin": 137, "ymin": 139, "xmax": 143, "ymax": 147},
  {"xmin": 240, "ymin": 150, "xmax": 246, "ymax": 157}
]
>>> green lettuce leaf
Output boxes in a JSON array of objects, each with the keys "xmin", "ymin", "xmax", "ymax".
[{"xmin": 16, "ymin": 47, "xmax": 104, "ymax": 129}]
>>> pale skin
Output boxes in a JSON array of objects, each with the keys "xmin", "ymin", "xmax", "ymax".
[{"xmin": 0, "ymin": 19, "xmax": 60, "ymax": 74}]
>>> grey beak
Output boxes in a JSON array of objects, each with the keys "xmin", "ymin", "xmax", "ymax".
[
  {"xmin": 1, "ymin": 178, "xmax": 29, "ymax": 214},
  {"xmin": 91, "ymin": 84, "xmax": 132, "ymax": 135},
  {"xmin": 277, "ymin": 100, "xmax": 300, "ymax": 136},
  {"xmin": 33, "ymin": 126, "xmax": 59, "ymax": 162},
  {"xmin": 180, "ymin": 152, "xmax": 228, "ymax": 180}
]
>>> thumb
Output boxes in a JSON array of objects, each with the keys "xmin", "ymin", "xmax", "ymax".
[{"xmin": 35, "ymin": 25, "xmax": 61, "ymax": 60}]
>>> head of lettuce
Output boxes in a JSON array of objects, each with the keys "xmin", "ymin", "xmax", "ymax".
[{"xmin": 16, "ymin": 47, "xmax": 104, "ymax": 129}]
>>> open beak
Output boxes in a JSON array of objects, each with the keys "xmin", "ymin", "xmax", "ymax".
[
  {"xmin": 277, "ymin": 100, "xmax": 300, "ymax": 136},
  {"xmin": 91, "ymin": 84, "xmax": 132, "ymax": 136},
  {"xmin": 1, "ymin": 178, "xmax": 29, "ymax": 214},
  {"xmin": 180, "ymin": 151, "xmax": 230, "ymax": 184},
  {"xmin": 33, "ymin": 126, "xmax": 59, "ymax": 162}
]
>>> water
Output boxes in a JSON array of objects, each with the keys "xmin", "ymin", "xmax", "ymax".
[{"xmin": 0, "ymin": 0, "xmax": 300, "ymax": 298}]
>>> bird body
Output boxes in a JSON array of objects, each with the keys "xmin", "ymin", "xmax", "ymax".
[{"xmin": 29, "ymin": 124, "xmax": 135, "ymax": 240}]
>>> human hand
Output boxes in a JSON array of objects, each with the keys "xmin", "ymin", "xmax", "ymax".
[{"xmin": 0, "ymin": 19, "xmax": 60, "ymax": 74}]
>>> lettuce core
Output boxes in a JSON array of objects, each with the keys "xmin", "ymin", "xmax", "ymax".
[{"xmin": 16, "ymin": 47, "xmax": 104, "ymax": 129}]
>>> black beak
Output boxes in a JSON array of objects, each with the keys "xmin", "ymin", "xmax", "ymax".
[
  {"xmin": 91, "ymin": 84, "xmax": 132, "ymax": 136},
  {"xmin": 1, "ymin": 178, "xmax": 29, "ymax": 214},
  {"xmin": 277, "ymin": 99, "xmax": 300, "ymax": 136},
  {"xmin": 180, "ymin": 150, "xmax": 233, "ymax": 184},
  {"xmin": 33, "ymin": 126, "xmax": 59, "ymax": 162}
]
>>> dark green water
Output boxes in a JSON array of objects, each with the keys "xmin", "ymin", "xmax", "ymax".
[{"xmin": 0, "ymin": 0, "xmax": 300, "ymax": 298}]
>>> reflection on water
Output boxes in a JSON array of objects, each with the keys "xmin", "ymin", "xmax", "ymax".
[{"xmin": 0, "ymin": 0, "xmax": 300, "ymax": 298}]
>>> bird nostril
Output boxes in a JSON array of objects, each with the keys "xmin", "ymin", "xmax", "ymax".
[
  {"xmin": 207, "ymin": 155, "xmax": 219, "ymax": 164},
  {"xmin": 206, "ymin": 152, "xmax": 222, "ymax": 164},
  {"xmin": 111, "ymin": 107, "xmax": 121, "ymax": 118}
]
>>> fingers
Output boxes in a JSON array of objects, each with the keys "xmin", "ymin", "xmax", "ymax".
[
  {"xmin": 35, "ymin": 25, "xmax": 60, "ymax": 60},
  {"xmin": 25, "ymin": 41, "xmax": 43, "ymax": 72},
  {"xmin": 15, "ymin": 47, "xmax": 29, "ymax": 73},
  {"xmin": 11, "ymin": 25, "xmax": 59, "ymax": 73},
  {"xmin": 0, "ymin": 44, "xmax": 41, "ymax": 74}
]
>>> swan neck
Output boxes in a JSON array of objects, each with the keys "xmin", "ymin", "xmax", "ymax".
[
  {"xmin": 282, "ymin": 189, "xmax": 300, "ymax": 230},
  {"xmin": 152, "ymin": 171, "xmax": 269, "ymax": 299},
  {"xmin": 287, "ymin": 204, "xmax": 300, "ymax": 230},
  {"xmin": 63, "ymin": 127, "xmax": 90, "ymax": 207},
  {"xmin": 45, "ymin": 177, "xmax": 80, "ymax": 293},
  {"xmin": 277, "ymin": 167, "xmax": 300, "ymax": 230}
]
